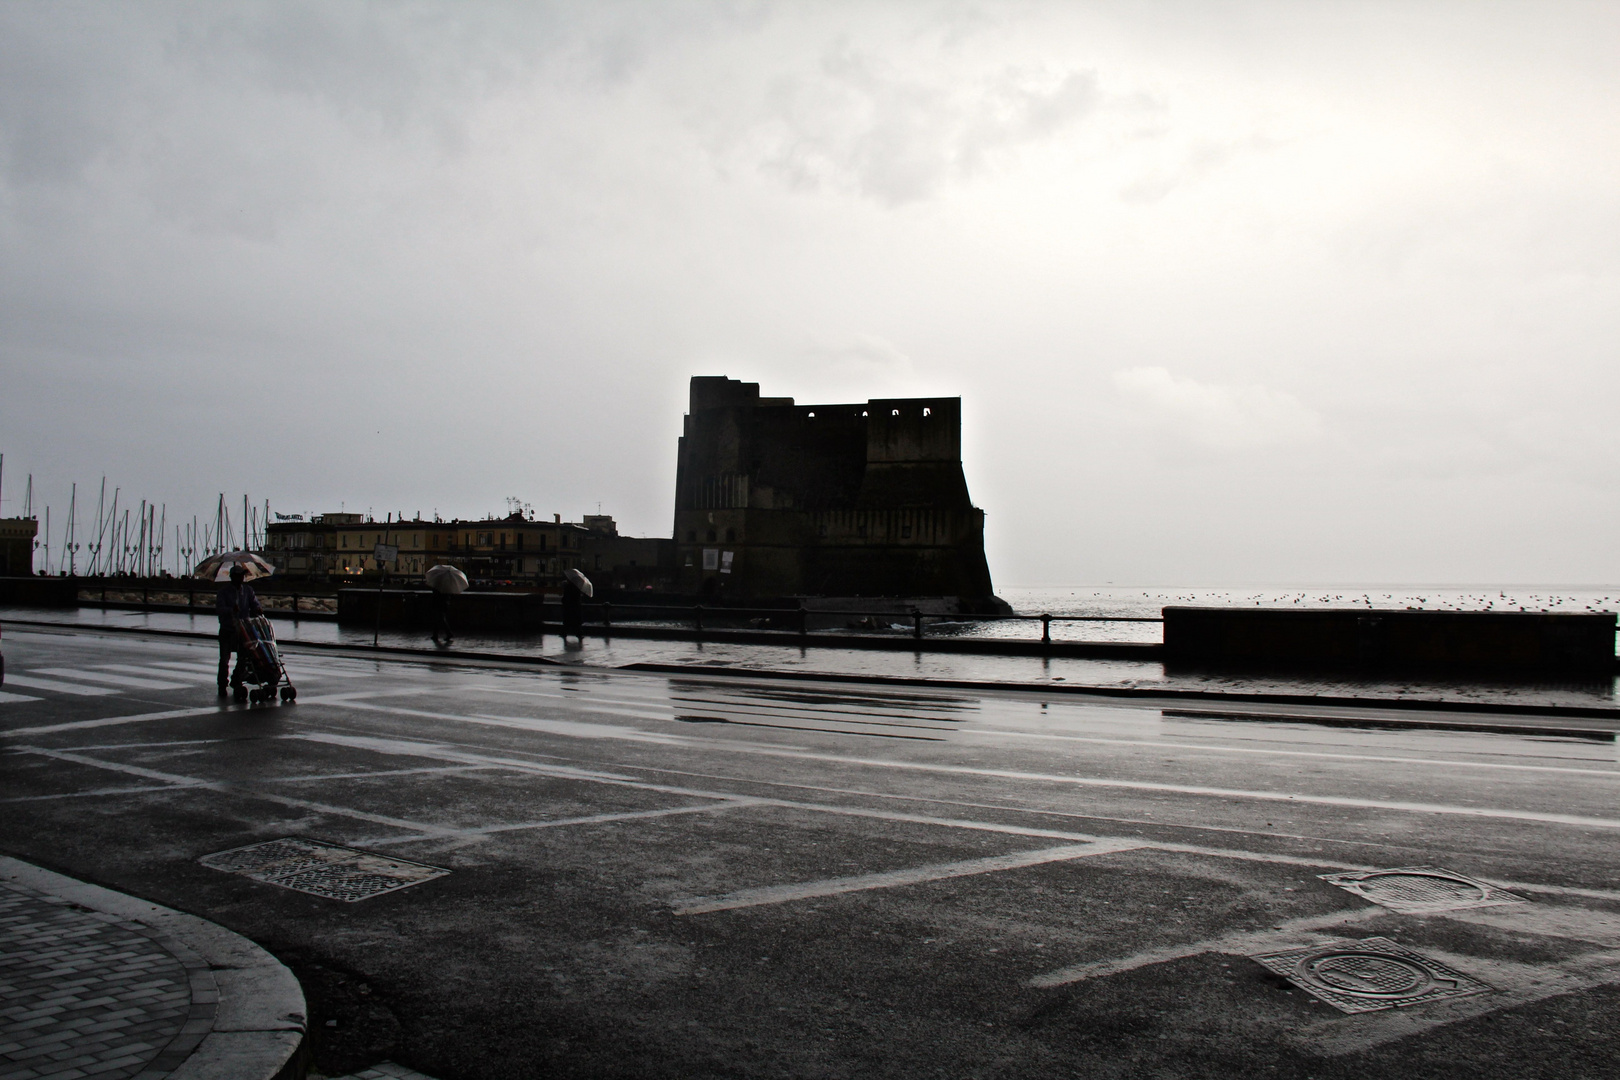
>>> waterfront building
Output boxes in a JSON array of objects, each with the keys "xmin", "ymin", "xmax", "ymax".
[
  {"xmin": 671, "ymin": 376, "xmax": 998, "ymax": 606},
  {"xmin": 266, "ymin": 511, "xmax": 649, "ymax": 589}
]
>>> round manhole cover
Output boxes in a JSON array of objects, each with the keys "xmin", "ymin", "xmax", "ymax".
[
  {"xmin": 1299, "ymin": 950, "xmax": 1438, "ymax": 998},
  {"xmin": 1358, "ymin": 871, "xmax": 1489, "ymax": 907}
]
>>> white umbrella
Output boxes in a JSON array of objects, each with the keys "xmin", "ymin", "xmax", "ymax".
[
  {"xmin": 565, "ymin": 568, "xmax": 594, "ymax": 598},
  {"xmin": 425, "ymin": 564, "xmax": 469, "ymax": 595},
  {"xmin": 193, "ymin": 551, "xmax": 276, "ymax": 582}
]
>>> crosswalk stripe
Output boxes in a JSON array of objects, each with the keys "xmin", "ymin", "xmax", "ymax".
[
  {"xmin": 148, "ymin": 661, "xmax": 220, "ymax": 673},
  {"xmin": 99, "ymin": 664, "xmax": 214, "ymax": 682},
  {"xmin": 2, "ymin": 675, "xmax": 121, "ymax": 697},
  {"xmin": 0, "ymin": 691, "xmax": 43, "ymax": 703},
  {"xmin": 32, "ymin": 668, "xmax": 191, "ymax": 690}
]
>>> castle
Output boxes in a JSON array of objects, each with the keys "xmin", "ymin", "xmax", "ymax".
[{"xmin": 672, "ymin": 376, "xmax": 998, "ymax": 607}]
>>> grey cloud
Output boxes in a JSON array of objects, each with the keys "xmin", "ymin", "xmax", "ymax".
[{"xmin": 746, "ymin": 40, "xmax": 1099, "ymax": 205}]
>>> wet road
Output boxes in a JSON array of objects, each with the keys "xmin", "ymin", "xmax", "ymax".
[{"xmin": 4, "ymin": 625, "xmax": 1619, "ymax": 1078}]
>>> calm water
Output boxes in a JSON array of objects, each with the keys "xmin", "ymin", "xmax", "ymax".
[{"xmin": 985, "ymin": 585, "xmax": 1620, "ymax": 643}]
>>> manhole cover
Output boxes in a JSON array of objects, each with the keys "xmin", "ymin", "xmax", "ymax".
[
  {"xmin": 200, "ymin": 837, "xmax": 449, "ymax": 902},
  {"xmin": 1319, "ymin": 865, "xmax": 1527, "ymax": 914},
  {"xmin": 1250, "ymin": 936, "xmax": 1492, "ymax": 1013}
]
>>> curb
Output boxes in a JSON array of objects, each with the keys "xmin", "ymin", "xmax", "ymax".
[{"xmin": 0, "ymin": 856, "xmax": 307, "ymax": 1080}]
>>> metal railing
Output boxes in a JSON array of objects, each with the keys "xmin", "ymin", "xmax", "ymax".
[{"xmin": 537, "ymin": 600, "xmax": 1162, "ymax": 644}]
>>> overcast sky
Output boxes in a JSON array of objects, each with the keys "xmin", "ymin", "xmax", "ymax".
[{"xmin": 2, "ymin": 1, "xmax": 1617, "ymax": 587}]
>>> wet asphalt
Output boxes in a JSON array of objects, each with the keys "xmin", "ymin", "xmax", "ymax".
[{"xmin": 3, "ymin": 624, "xmax": 1619, "ymax": 1079}]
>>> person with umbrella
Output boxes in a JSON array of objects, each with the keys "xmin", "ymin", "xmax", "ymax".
[
  {"xmin": 562, "ymin": 568, "xmax": 592, "ymax": 644},
  {"xmin": 215, "ymin": 562, "xmax": 264, "ymax": 694},
  {"xmin": 424, "ymin": 563, "xmax": 467, "ymax": 647}
]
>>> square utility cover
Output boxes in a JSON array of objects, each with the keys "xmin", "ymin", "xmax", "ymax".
[
  {"xmin": 1319, "ymin": 865, "xmax": 1527, "ymax": 915},
  {"xmin": 1251, "ymin": 936, "xmax": 1492, "ymax": 1014},
  {"xmin": 200, "ymin": 837, "xmax": 449, "ymax": 902}
]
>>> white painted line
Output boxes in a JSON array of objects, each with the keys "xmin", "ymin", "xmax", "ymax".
[
  {"xmin": 1028, "ymin": 907, "xmax": 1390, "ymax": 988},
  {"xmin": 1, "ymin": 674, "xmax": 121, "ymax": 697},
  {"xmin": 10, "ymin": 746, "xmax": 459, "ymax": 837},
  {"xmin": 674, "ymin": 839, "xmax": 1147, "ymax": 915},
  {"xmin": 1, "ymin": 705, "xmax": 225, "ymax": 736},
  {"xmin": 359, "ymin": 800, "xmax": 766, "ymax": 847},
  {"xmin": 962, "ymin": 729, "xmax": 1620, "ymax": 777},
  {"xmin": 33, "ymin": 668, "xmax": 191, "ymax": 690},
  {"xmin": 319, "ymin": 697, "xmax": 1620, "ymax": 831},
  {"xmin": 1, "ymin": 783, "xmax": 193, "ymax": 803},
  {"xmin": 0, "ymin": 691, "xmax": 42, "ymax": 703},
  {"xmin": 98, "ymin": 664, "xmax": 215, "ymax": 682},
  {"xmin": 293, "ymin": 732, "xmax": 1620, "ymax": 903}
]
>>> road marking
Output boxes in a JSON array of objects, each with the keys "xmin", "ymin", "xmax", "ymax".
[
  {"xmin": 1, "ymin": 674, "xmax": 121, "ymax": 697},
  {"xmin": 0, "ymin": 691, "xmax": 42, "ymax": 704},
  {"xmin": 962, "ymin": 729, "xmax": 1620, "ymax": 777},
  {"xmin": 358, "ymin": 800, "xmax": 766, "ymax": 848},
  {"xmin": 98, "ymin": 664, "xmax": 216, "ymax": 682},
  {"xmin": 33, "ymin": 668, "xmax": 191, "ymax": 690},
  {"xmin": 9, "ymin": 745, "xmax": 459, "ymax": 837},
  {"xmin": 674, "ymin": 839, "xmax": 1147, "ymax": 915},
  {"xmin": 1, "ymin": 705, "xmax": 225, "ymax": 736},
  {"xmin": 1029, "ymin": 907, "xmax": 1391, "ymax": 988},
  {"xmin": 318, "ymin": 697, "xmax": 1620, "ymax": 831}
]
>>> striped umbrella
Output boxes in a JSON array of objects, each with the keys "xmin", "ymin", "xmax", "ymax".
[{"xmin": 193, "ymin": 550, "xmax": 276, "ymax": 582}]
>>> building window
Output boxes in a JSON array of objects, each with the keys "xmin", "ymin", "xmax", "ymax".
[
  {"xmin": 857, "ymin": 524, "xmax": 867, "ymax": 538},
  {"xmin": 706, "ymin": 529, "xmax": 716, "ymax": 542},
  {"xmin": 901, "ymin": 524, "xmax": 912, "ymax": 539},
  {"xmin": 686, "ymin": 530, "xmax": 696, "ymax": 542},
  {"xmin": 725, "ymin": 528, "xmax": 735, "ymax": 542}
]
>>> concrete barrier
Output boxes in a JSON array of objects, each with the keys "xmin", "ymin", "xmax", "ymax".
[
  {"xmin": 1163, "ymin": 606, "xmax": 1617, "ymax": 676},
  {"xmin": 338, "ymin": 588, "xmax": 539, "ymax": 630},
  {"xmin": 0, "ymin": 575, "xmax": 78, "ymax": 606}
]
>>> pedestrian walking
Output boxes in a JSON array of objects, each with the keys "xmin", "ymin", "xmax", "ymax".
[
  {"xmin": 424, "ymin": 564, "xmax": 467, "ymax": 648},
  {"xmin": 562, "ymin": 568, "xmax": 592, "ymax": 644},
  {"xmin": 216, "ymin": 564, "xmax": 263, "ymax": 694}
]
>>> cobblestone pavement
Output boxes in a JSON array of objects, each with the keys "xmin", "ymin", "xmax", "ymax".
[
  {"xmin": 321, "ymin": 1064, "xmax": 437, "ymax": 1080},
  {"xmin": 0, "ymin": 884, "xmax": 213, "ymax": 1080}
]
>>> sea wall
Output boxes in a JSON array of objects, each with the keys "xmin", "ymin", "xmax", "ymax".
[{"xmin": 1163, "ymin": 606, "xmax": 1617, "ymax": 675}]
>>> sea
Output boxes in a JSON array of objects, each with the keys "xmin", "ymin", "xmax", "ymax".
[{"xmin": 986, "ymin": 585, "xmax": 1620, "ymax": 644}]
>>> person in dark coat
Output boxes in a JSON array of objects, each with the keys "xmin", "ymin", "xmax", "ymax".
[
  {"xmin": 216, "ymin": 564, "xmax": 263, "ymax": 694},
  {"xmin": 430, "ymin": 590, "xmax": 453, "ymax": 647},
  {"xmin": 561, "ymin": 577, "xmax": 584, "ymax": 644}
]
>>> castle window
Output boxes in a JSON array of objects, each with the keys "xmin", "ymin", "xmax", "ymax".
[
  {"xmin": 922, "ymin": 407, "xmax": 931, "ymax": 417},
  {"xmin": 891, "ymin": 409, "xmax": 900, "ymax": 416}
]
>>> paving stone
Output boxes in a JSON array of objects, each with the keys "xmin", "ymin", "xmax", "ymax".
[{"xmin": 0, "ymin": 887, "xmax": 192, "ymax": 1080}]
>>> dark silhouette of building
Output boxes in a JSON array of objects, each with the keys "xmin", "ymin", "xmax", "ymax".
[
  {"xmin": 672, "ymin": 376, "xmax": 997, "ymax": 605},
  {"xmin": 0, "ymin": 518, "xmax": 37, "ymax": 576}
]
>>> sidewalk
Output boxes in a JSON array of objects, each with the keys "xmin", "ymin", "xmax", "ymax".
[{"xmin": 0, "ymin": 859, "xmax": 304, "ymax": 1080}]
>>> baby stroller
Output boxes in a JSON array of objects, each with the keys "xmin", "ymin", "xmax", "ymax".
[{"xmin": 231, "ymin": 614, "xmax": 297, "ymax": 705}]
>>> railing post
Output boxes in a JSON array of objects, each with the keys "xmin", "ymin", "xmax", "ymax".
[
  {"xmin": 912, "ymin": 608, "xmax": 922, "ymax": 640},
  {"xmin": 694, "ymin": 604, "xmax": 704, "ymax": 634},
  {"xmin": 142, "ymin": 582, "xmax": 149, "ymax": 607},
  {"xmin": 292, "ymin": 593, "xmax": 300, "ymax": 624},
  {"xmin": 1041, "ymin": 613, "xmax": 1052, "ymax": 645},
  {"xmin": 798, "ymin": 603, "xmax": 807, "ymax": 637},
  {"xmin": 603, "ymin": 601, "xmax": 613, "ymax": 633}
]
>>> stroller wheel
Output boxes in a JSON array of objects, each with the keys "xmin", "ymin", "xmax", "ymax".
[
  {"xmin": 279, "ymin": 685, "xmax": 296, "ymax": 702},
  {"xmin": 233, "ymin": 684, "xmax": 248, "ymax": 703}
]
